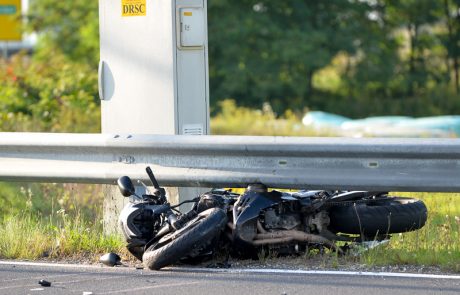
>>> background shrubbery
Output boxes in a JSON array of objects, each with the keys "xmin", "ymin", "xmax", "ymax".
[
  {"xmin": 3, "ymin": 0, "xmax": 460, "ymax": 127},
  {"xmin": 209, "ymin": 0, "xmax": 460, "ymax": 117},
  {"xmin": 0, "ymin": 52, "xmax": 100, "ymax": 132}
]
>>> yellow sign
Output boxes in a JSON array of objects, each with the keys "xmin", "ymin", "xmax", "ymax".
[
  {"xmin": 122, "ymin": 0, "xmax": 146, "ymax": 17},
  {"xmin": 0, "ymin": 0, "xmax": 22, "ymax": 41}
]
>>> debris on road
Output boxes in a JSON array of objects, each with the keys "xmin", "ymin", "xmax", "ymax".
[
  {"xmin": 38, "ymin": 279, "xmax": 51, "ymax": 287},
  {"xmin": 100, "ymin": 252, "xmax": 122, "ymax": 267}
]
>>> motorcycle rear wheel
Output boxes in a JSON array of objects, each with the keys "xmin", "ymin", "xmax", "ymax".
[
  {"xmin": 143, "ymin": 208, "xmax": 227, "ymax": 270},
  {"xmin": 328, "ymin": 197, "xmax": 427, "ymax": 237}
]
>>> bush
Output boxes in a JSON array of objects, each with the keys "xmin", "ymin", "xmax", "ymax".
[
  {"xmin": 0, "ymin": 52, "xmax": 100, "ymax": 133},
  {"xmin": 211, "ymin": 99, "xmax": 334, "ymax": 136}
]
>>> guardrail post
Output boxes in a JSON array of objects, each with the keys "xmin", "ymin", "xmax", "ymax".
[{"xmin": 98, "ymin": 0, "xmax": 210, "ymax": 233}]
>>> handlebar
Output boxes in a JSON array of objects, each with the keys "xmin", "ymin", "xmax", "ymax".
[{"xmin": 146, "ymin": 166, "xmax": 160, "ymax": 189}]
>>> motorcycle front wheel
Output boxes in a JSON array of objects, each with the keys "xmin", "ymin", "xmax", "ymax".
[
  {"xmin": 143, "ymin": 208, "xmax": 227, "ymax": 270},
  {"xmin": 328, "ymin": 197, "xmax": 427, "ymax": 237}
]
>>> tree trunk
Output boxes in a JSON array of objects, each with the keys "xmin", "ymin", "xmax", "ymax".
[
  {"xmin": 305, "ymin": 69, "xmax": 314, "ymax": 100},
  {"xmin": 453, "ymin": 57, "xmax": 459, "ymax": 94},
  {"xmin": 454, "ymin": 2, "xmax": 460, "ymax": 93},
  {"xmin": 345, "ymin": 56, "xmax": 353, "ymax": 98},
  {"xmin": 444, "ymin": 0, "xmax": 459, "ymax": 93},
  {"xmin": 408, "ymin": 23, "xmax": 418, "ymax": 96},
  {"xmin": 444, "ymin": 0, "xmax": 453, "ymax": 82}
]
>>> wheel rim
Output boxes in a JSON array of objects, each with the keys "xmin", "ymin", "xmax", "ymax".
[{"xmin": 152, "ymin": 214, "xmax": 207, "ymax": 250}]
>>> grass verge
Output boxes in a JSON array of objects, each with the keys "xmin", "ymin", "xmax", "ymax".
[
  {"xmin": 0, "ymin": 209, "xmax": 125, "ymax": 261},
  {"xmin": 0, "ymin": 182, "xmax": 126, "ymax": 262},
  {"xmin": 1, "ymin": 187, "xmax": 459, "ymax": 272},
  {"xmin": 360, "ymin": 192, "xmax": 460, "ymax": 272},
  {"xmin": 1, "ymin": 182, "xmax": 460, "ymax": 273}
]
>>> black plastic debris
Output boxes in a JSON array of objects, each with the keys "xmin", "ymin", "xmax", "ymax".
[
  {"xmin": 99, "ymin": 252, "xmax": 122, "ymax": 267},
  {"xmin": 38, "ymin": 279, "xmax": 51, "ymax": 287}
]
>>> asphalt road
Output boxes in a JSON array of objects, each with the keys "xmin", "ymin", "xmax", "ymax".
[{"xmin": 0, "ymin": 261, "xmax": 459, "ymax": 295}]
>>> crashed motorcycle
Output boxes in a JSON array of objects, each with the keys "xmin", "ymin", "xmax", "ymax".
[{"xmin": 118, "ymin": 167, "xmax": 427, "ymax": 270}]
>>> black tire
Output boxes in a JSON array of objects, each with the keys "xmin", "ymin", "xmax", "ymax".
[
  {"xmin": 143, "ymin": 208, "xmax": 227, "ymax": 270},
  {"xmin": 328, "ymin": 197, "xmax": 427, "ymax": 236}
]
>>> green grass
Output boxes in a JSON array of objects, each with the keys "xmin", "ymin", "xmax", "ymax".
[
  {"xmin": 250, "ymin": 192, "xmax": 460, "ymax": 273},
  {"xmin": 0, "ymin": 211, "xmax": 124, "ymax": 260},
  {"xmin": 361, "ymin": 193, "xmax": 460, "ymax": 271},
  {"xmin": 1, "ymin": 185, "xmax": 459, "ymax": 272},
  {"xmin": 0, "ymin": 183, "xmax": 125, "ymax": 262}
]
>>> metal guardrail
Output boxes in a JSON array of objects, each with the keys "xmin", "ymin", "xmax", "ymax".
[{"xmin": 0, "ymin": 132, "xmax": 459, "ymax": 192}]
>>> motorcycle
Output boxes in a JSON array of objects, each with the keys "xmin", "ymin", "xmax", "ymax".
[{"xmin": 118, "ymin": 167, "xmax": 428, "ymax": 270}]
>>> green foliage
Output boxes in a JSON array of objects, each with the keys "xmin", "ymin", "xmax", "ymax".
[
  {"xmin": 0, "ymin": 183, "xmax": 26, "ymax": 216},
  {"xmin": 208, "ymin": 0, "xmax": 460, "ymax": 117},
  {"xmin": 211, "ymin": 99, "xmax": 335, "ymax": 136},
  {"xmin": 26, "ymin": 0, "xmax": 99, "ymax": 65},
  {"xmin": 3, "ymin": 0, "xmax": 460, "ymax": 126},
  {"xmin": 0, "ymin": 182, "xmax": 103, "ymax": 222},
  {"xmin": 0, "ymin": 1, "xmax": 100, "ymax": 133},
  {"xmin": 208, "ymin": 0, "xmax": 372, "ymax": 113},
  {"xmin": 0, "ymin": 52, "xmax": 100, "ymax": 132}
]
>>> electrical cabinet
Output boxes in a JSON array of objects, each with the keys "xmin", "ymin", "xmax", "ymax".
[
  {"xmin": 179, "ymin": 7, "xmax": 205, "ymax": 47},
  {"xmin": 99, "ymin": 0, "xmax": 209, "ymax": 212},
  {"xmin": 98, "ymin": 0, "xmax": 209, "ymax": 136}
]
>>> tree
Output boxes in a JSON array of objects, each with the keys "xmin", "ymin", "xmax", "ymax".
[
  {"xmin": 0, "ymin": 52, "xmax": 100, "ymax": 132},
  {"xmin": 26, "ymin": 0, "xmax": 99, "ymax": 65},
  {"xmin": 385, "ymin": 0, "xmax": 443, "ymax": 96},
  {"xmin": 0, "ymin": 1, "xmax": 100, "ymax": 133},
  {"xmin": 343, "ymin": 0, "xmax": 404, "ymax": 99},
  {"xmin": 208, "ymin": 0, "xmax": 374, "ymax": 112},
  {"xmin": 4, "ymin": 0, "xmax": 459, "ymax": 119},
  {"xmin": 441, "ymin": 0, "xmax": 460, "ymax": 93}
]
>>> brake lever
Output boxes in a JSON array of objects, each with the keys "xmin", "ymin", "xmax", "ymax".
[{"xmin": 137, "ymin": 180, "xmax": 150, "ymax": 193}]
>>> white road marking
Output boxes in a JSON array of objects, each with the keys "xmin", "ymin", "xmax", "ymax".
[
  {"xmin": 0, "ymin": 275, "xmax": 118, "ymax": 291},
  {"xmin": 0, "ymin": 260, "xmax": 104, "ymax": 269},
  {"xmin": 170, "ymin": 267, "xmax": 460, "ymax": 280},
  {"xmin": 1, "ymin": 260, "xmax": 459, "ymax": 280},
  {"xmin": 52, "ymin": 275, "xmax": 123, "ymax": 285},
  {"xmin": 98, "ymin": 281, "xmax": 200, "ymax": 294},
  {"xmin": 0, "ymin": 283, "xmax": 41, "ymax": 291},
  {"xmin": 0, "ymin": 273, "xmax": 75, "ymax": 283}
]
